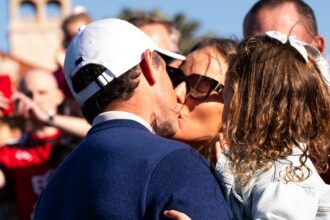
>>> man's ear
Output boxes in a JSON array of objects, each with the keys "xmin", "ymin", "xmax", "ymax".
[
  {"xmin": 140, "ymin": 50, "xmax": 156, "ymax": 86},
  {"xmin": 313, "ymin": 35, "xmax": 326, "ymax": 54}
]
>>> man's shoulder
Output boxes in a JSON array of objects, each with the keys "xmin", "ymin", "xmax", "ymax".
[
  {"xmin": 152, "ymin": 147, "xmax": 210, "ymax": 172},
  {"xmin": 146, "ymin": 147, "xmax": 233, "ymax": 219}
]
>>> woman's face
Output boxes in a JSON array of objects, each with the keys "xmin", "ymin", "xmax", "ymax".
[{"xmin": 173, "ymin": 47, "xmax": 227, "ymax": 149}]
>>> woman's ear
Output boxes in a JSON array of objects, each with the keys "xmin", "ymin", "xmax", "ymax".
[{"xmin": 140, "ymin": 50, "xmax": 156, "ymax": 86}]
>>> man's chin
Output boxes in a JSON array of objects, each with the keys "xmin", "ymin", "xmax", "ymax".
[{"xmin": 154, "ymin": 122, "xmax": 178, "ymax": 138}]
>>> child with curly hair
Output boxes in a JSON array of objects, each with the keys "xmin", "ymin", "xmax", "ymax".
[{"xmin": 216, "ymin": 32, "xmax": 330, "ymax": 220}]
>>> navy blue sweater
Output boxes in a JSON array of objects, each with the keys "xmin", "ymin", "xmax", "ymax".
[{"xmin": 33, "ymin": 120, "xmax": 232, "ymax": 219}]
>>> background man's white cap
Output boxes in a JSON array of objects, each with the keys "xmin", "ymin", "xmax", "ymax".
[{"xmin": 64, "ymin": 18, "xmax": 185, "ymax": 105}]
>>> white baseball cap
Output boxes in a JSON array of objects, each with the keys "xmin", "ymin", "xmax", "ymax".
[{"xmin": 64, "ymin": 18, "xmax": 185, "ymax": 105}]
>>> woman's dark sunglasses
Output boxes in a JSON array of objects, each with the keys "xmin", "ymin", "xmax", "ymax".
[{"xmin": 166, "ymin": 66, "xmax": 224, "ymax": 100}]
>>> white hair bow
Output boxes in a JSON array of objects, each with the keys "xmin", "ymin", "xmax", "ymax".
[
  {"xmin": 266, "ymin": 30, "xmax": 330, "ymax": 94},
  {"xmin": 265, "ymin": 31, "xmax": 308, "ymax": 62}
]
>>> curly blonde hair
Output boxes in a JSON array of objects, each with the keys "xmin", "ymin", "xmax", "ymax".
[{"xmin": 224, "ymin": 36, "xmax": 330, "ymax": 185}]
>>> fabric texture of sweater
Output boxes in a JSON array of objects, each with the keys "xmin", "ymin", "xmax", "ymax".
[{"xmin": 33, "ymin": 119, "xmax": 232, "ymax": 220}]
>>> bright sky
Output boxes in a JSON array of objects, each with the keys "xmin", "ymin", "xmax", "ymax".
[{"xmin": 0, "ymin": 0, "xmax": 329, "ymax": 58}]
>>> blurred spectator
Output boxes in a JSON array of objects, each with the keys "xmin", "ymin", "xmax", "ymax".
[
  {"xmin": 0, "ymin": 74, "xmax": 22, "ymax": 220},
  {"xmin": 128, "ymin": 14, "xmax": 181, "ymax": 53},
  {"xmin": 0, "ymin": 94, "xmax": 9, "ymax": 116},
  {"xmin": 0, "ymin": 70, "xmax": 77, "ymax": 220},
  {"xmin": 0, "ymin": 75, "xmax": 14, "ymax": 116},
  {"xmin": 0, "ymin": 74, "xmax": 22, "ymax": 146},
  {"xmin": 61, "ymin": 6, "xmax": 92, "ymax": 50},
  {"xmin": 243, "ymin": 0, "xmax": 326, "ymax": 54},
  {"xmin": 0, "ymin": 116, "xmax": 22, "ymax": 146},
  {"xmin": 13, "ymin": 69, "xmax": 89, "ymax": 138},
  {"xmin": 54, "ymin": 7, "xmax": 92, "ymax": 116}
]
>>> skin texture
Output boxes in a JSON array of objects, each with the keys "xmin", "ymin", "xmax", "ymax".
[
  {"xmin": 104, "ymin": 50, "xmax": 181, "ymax": 138},
  {"xmin": 244, "ymin": 2, "xmax": 326, "ymax": 53},
  {"xmin": 19, "ymin": 70, "xmax": 63, "ymax": 115},
  {"xmin": 149, "ymin": 51, "xmax": 181, "ymax": 137},
  {"xmin": 173, "ymin": 47, "xmax": 227, "ymax": 150},
  {"xmin": 11, "ymin": 70, "xmax": 90, "ymax": 138},
  {"xmin": 164, "ymin": 210, "xmax": 191, "ymax": 220}
]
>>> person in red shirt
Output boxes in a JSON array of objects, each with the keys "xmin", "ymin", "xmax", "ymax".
[
  {"xmin": 0, "ymin": 69, "xmax": 65, "ymax": 220},
  {"xmin": 0, "ymin": 74, "xmax": 23, "ymax": 220}
]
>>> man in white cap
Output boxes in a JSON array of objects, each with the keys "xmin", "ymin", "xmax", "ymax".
[{"xmin": 33, "ymin": 18, "xmax": 232, "ymax": 219}]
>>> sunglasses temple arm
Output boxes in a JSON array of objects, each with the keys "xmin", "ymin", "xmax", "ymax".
[{"xmin": 214, "ymin": 83, "xmax": 223, "ymax": 93}]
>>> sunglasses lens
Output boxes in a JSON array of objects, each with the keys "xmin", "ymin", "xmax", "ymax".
[
  {"xmin": 166, "ymin": 66, "xmax": 223, "ymax": 100},
  {"xmin": 186, "ymin": 75, "xmax": 211, "ymax": 99},
  {"xmin": 166, "ymin": 66, "xmax": 185, "ymax": 87}
]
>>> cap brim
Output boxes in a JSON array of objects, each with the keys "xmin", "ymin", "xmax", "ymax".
[{"xmin": 155, "ymin": 48, "xmax": 185, "ymax": 61}]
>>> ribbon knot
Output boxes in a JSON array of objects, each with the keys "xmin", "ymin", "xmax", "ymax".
[{"xmin": 266, "ymin": 31, "xmax": 308, "ymax": 62}]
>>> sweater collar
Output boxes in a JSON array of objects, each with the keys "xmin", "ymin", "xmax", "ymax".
[{"xmin": 92, "ymin": 111, "xmax": 154, "ymax": 133}]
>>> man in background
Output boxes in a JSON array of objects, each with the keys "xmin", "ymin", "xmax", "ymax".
[
  {"xmin": 0, "ymin": 70, "xmax": 65, "ymax": 220},
  {"xmin": 128, "ymin": 14, "xmax": 181, "ymax": 53},
  {"xmin": 243, "ymin": 0, "xmax": 326, "ymax": 54}
]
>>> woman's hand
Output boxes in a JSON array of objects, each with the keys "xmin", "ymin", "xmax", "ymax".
[{"xmin": 164, "ymin": 210, "xmax": 191, "ymax": 220}]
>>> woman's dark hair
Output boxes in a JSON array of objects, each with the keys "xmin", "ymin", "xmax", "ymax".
[
  {"xmin": 187, "ymin": 37, "xmax": 238, "ymax": 165},
  {"xmin": 189, "ymin": 37, "xmax": 238, "ymax": 64},
  {"xmin": 225, "ymin": 36, "xmax": 330, "ymax": 185}
]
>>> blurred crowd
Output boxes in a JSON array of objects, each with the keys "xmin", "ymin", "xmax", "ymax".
[{"xmin": 0, "ymin": 0, "xmax": 330, "ymax": 219}]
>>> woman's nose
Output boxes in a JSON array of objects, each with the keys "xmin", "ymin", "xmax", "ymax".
[{"xmin": 175, "ymin": 81, "xmax": 187, "ymax": 104}]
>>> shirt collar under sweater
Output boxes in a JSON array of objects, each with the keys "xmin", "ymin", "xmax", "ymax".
[{"xmin": 92, "ymin": 111, "xmax": 154, "ymax": 133}]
